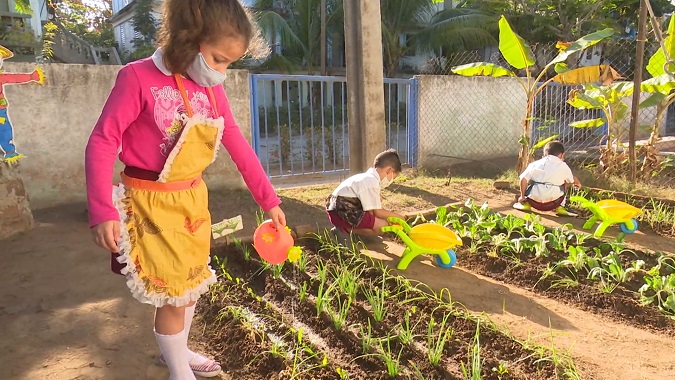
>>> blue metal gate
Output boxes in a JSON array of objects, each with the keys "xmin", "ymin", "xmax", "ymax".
[{"xmin": 250, "ymin": 74, "xmax": 418, "ymax": 178}]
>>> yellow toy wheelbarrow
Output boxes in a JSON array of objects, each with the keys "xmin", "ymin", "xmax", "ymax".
[
  {"xmin": 381, "ymin": 217, "xmax": 463, "ymax": 270},
  {"xmin": 570, "ymin": 196, "xmax": 643, "ymax": 237}
]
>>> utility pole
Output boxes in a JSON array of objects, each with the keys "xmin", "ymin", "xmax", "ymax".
[
  {"xmin": 343, "ymin": 0, "xmax": 386, "ymax": 173},
  {"xmin": 628, "ymin": 0, "xmax": 648, "ymax": 183},
  {"xmin": 320, "ymin": 0, "xmax": 327, "ymax": 75}
]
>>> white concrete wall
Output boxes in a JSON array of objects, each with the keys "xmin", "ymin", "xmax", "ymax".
[
  {"xmin": 416, "ymin": 75, "xmax": 527, "ymax": 169},
  {"xmin": 3, "ymin": 62, "xmax": 249, "ymax": 209}
]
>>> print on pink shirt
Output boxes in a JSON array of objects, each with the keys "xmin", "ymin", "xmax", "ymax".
[{"xmin": 150, "ymin": 86, "xmax": 214, "ymax": 156}]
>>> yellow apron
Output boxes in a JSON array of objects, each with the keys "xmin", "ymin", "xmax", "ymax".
[{"xmin": 113, "ymin": 75, "xmax": 225, "ymax": 307}]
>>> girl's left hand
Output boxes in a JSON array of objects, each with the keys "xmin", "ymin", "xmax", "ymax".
[{"xmin": 267, "ymin": 206, "xmax": 287, "ymax": 230}]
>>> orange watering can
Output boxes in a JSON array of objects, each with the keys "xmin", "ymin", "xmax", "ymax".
[{"xmin": 253, "ymin": 220, "xmax": 302, "ymax": 264}]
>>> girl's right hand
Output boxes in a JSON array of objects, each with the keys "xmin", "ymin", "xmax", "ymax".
[{"xmin": 91, "ymin": 220, "xmax": 121, "ymax": 252}]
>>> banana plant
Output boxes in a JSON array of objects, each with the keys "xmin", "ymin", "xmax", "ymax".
[
  {"xmin": 567, "ymin": 81, "xmax": 634, "ymax": 175},
  {"xmin": 451, "ymin": 15, "xmax": 614, "ymax": 173},
  {"xmin": 637, "ymin": 14, "xmax": 675, "ymax": 179}
]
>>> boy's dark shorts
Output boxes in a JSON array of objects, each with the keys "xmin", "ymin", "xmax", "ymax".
[
  {"xmin": 328, "ymin": 209, "xmax": 376, "ymax": 231},
  {"xmin": 326, "ymin": 195, "xmax": 376, "ymax": 231}
]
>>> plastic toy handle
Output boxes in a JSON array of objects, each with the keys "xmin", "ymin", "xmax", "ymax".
[
  {"xmin": 569, "ymin": 195, "xmax": 589, "ymax": 204},
  {"xmin": 387, "ymin": 217, "xmax": 411, "ymax": 232}
]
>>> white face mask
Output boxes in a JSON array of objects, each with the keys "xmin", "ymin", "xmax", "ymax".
[
  {"xmin": 186, "ymin": 53, "xmax": 227, "ymax": 87},
  {"xmin": 380, "ymin": 173, "xmax": 394, "ymax": 188}
]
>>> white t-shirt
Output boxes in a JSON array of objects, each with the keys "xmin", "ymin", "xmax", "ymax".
[
  {"xmin": 331, "ymin": 167, "xmax": 382, "ymax": 211},
  {"xmin": 520, "ymin": 155, "xmax": 574, "ymax": 203}
]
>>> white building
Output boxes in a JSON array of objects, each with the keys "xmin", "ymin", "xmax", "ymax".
[
  {"xmin": 0, "ymin": 0, "xmax": 49, "ymax": 38},
  {"xmin": 111, "ymin": 0, "xmax": 161, "ymax": 54}
]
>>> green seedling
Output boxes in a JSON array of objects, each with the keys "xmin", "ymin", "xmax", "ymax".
[
  {"xmin": 427, "ymin": 313, "xmax": 454, "ymax": 366},
  {"xmin": 363, "ymin": 274, "xmax": 388, "ymax": 322}
]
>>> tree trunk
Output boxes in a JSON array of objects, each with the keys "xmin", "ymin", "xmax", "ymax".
[{"xmin": 0, "ymin": 162, "xmax": 34, "ymax": 240}]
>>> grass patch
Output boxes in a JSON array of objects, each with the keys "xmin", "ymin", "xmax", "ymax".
[{"xmin": 574, "ymin": 168, "xmax": 675, "ymax": 201}]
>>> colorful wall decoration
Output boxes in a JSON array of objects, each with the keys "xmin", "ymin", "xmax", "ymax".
[{"xmin": 0, "ymin": 45, "xmax": 46, "ymax": 164}]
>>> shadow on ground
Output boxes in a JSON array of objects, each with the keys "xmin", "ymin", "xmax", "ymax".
[
  {"xmin": 386, "ymin": 183, "xmax": 456, "ymax": 207},
  {"xmin": 1, "ymin": 204, "xmax": 162, "ymax": 379},
  {"xmin": 358, "ymin": 239, "xmax": 576, "ymax": 332}
]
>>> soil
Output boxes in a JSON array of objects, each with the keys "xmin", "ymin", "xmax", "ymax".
[
  {"xmin": 456, "ymin": 245, "xmax": 675, "ymax": 334},
  {"xmin": 199, "ymin": 243, "xmax": 562, "ymax": 379},
  {"xmin": 2, "ymin": 181, "xmax": 674, "ymax": 380},
  {"xmin": 364, "ymin": 241, "xmax": 675, "ymax": 380}
]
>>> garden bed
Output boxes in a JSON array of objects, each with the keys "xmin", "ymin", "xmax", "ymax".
[
  {"xmin": 425, "ymin": 200, "xmax": 675, "ymax": 335},
  {"xmin": 198, "ymin": 233, "xmax": 579, "ymax": 380}
]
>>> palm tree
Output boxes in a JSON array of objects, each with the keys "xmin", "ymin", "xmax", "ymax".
[
  {"xmin": 254, "ymin": 0, "xmax": 496, "ymax": 76},
  {"xmin": 380, "ymin": 0, "xmax": 496, "ymax": 76},
  {"xmin": 253, "ymin": 0, "xmax": 344, "ymax": 73},
  {"xmin": 412, "ymin": 7, "xmax": 497, "ymax": 69},
  {"xmin": 379, "ymin": 0, "xmax": 438, "ymax": 77}
]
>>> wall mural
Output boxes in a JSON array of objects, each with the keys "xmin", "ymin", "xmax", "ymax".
[{"xmin": 0, "ymin": 45, "xmax": 46, "ymax": 164}]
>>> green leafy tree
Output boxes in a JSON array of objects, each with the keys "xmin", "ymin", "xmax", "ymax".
[
  {"xmin": 255, "ymin": 0, "xmax": 496, "ymax": 76},
  {"xmin": 460, "ymin": 0, "xmax": 674, "ymax": 43},
  {"xmin": 381, "ymin": 0, "xmax": 495, "ymax": 76},
  {"xmin": 48, "ymin": 1, "xmax": 116, "ymax": 47},
  {"xmin": 411, "ymin": 7, "xmax": 497, "ymax": 72},
  {"xmin": 131, "ymin": 0, "xmax": 158, "ymax": 50},
  {"xmin": 635, "ymin": 14, "xmax": 675, "ymax": 178}
]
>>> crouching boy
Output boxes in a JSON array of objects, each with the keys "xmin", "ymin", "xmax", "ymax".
[
  {"xmin": 513, "ymin": 141, "xmax": 581, "ymax": 216},
  {"xmin": 326, "ymin": 149, "xmax": 405, "ymax": 236}
]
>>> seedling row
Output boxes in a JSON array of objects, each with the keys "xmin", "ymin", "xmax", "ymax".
[
  {"xmin": 199, "ymin": 232, "xmax": 579, "ymax": 379},
  {"xmin": 421, "ymin": 200, "xmax": 675, "ymax": 333}
]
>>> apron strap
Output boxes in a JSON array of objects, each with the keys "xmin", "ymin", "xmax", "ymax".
[
  {"xmin": 174, "ymin": 74, "xmax": 194, "ymax": 117},
  {"xmin": 207, "ymin": 87, "xmax": 219, "ymax": 118},
  {"xmin": 174, "ymin": 74, "xmax": 220, "ymax": 119}
]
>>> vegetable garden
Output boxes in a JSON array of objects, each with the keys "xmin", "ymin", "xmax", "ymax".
[
  {"xmin": 200, "ymin": 231, "xmax": 579, "ymax": 380},
  {"xmin": 198, "ymin": 196, "xmax": 675, "ymax": 379}
]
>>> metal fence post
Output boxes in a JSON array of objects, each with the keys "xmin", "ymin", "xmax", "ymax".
[
  {"xmin": 250, "ymin": 74, "xmax": 261, "ymax": 160},
  {"xmin": 407, "ymin": 77, "xmax": 419, "ymax": 167}
]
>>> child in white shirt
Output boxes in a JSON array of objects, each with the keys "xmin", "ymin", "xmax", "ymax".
[
  {"xmin": 326, "ymin": 149, "xmax": 405, "ymax": 236},
  {"xmin": 514, "ymin": 141, "xmax": 581, "ymax": 216}
]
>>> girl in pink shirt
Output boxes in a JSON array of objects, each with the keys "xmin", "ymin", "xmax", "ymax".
[{"xmin": 85, "ymin": 1, "xmax": 285, "ymax": 378}]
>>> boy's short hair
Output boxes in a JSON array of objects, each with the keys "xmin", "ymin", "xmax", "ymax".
[
  {"xmin": 544, "ymin": 141, "xmax": 565, "ymax": 157},
  {"xmin": 373, "ymin": 149, "xmax": 402, "ymax": 172}
]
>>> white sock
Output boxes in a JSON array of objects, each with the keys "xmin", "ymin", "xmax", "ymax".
[
  {"xmin": 182, "ymin": 304, "xmax": 214, "ymax": 366},
  {"xmin": 155, "ymin": 330, "xmax": 196, "ymax": 380},
  {"xmin": 184, "ymin": 304, "xmax": 197, "ymax": 361}
]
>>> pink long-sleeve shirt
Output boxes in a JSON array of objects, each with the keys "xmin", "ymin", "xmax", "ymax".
[{"xmin": 85, "ymin": 52, "xmax": 281, "ymax": 227}]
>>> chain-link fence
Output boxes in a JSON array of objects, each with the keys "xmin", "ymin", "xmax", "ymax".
[
  {"xmin": 415, "ymin": 75, "xmax": 527, "ymax": 177},
  {"xmin": 417, "ymin": 39, "xmax": 675, "ymax": 189}
]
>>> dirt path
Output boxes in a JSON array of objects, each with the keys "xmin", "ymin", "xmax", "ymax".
[
  {"xmin": 1, "ymin": 206, "xmax": 163, "ymax": 380},
  {"xmin": 361, "ymin": 241, "xmax": 675, "ymax": 380}
]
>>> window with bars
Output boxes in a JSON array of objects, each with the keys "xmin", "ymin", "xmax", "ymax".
[{"xmin": 119, "ymin": 25, "xmax": 126, "ymax": 50}]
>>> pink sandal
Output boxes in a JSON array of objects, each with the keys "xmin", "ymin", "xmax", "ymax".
[{"xmin": 158, "ymin": 353, "xmax": 222, "ymax": 377}]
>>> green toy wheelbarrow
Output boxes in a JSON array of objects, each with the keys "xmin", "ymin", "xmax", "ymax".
[
  {"xmin": 381, "ymin": 217, "xmax": 462, "ymax": 270},
  {"xmin": 570, "ymin": 196, "xmax": 643, "ymax": 238}
]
